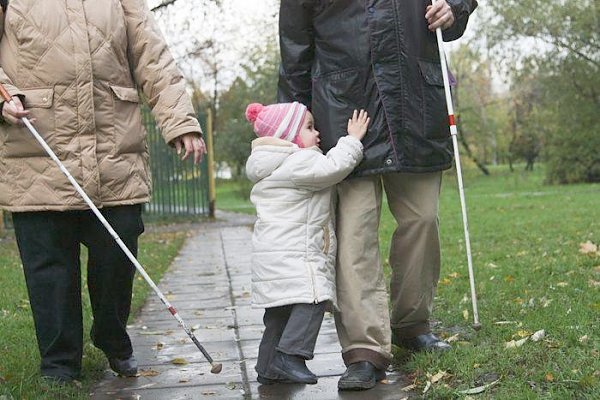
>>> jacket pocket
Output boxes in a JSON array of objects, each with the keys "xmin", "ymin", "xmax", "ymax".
[
  {"xmin": 109, "ymin": 84, "xmax": 146, "ymax": 154},
  {"xmin": 312, "ymin": 68, "xmax": 364, "ymax": 149},
  {"xmin": 2, "ymin": 87, "xmax": 55, "ymax": 158},
  {"xmin": 110, "ymin": 85, "xmax": 140, "ymax": 103},
  {"xmin": 418, "ymin": 60, "xmax": 449, "ymax": 140}
]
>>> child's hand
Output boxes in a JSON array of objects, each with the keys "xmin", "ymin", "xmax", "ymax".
[{"xmin": 347, "ymin": 109, "xmax": 369, "ymax": 140}]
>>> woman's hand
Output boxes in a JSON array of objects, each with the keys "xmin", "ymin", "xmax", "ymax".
[
  {"xmin": 1, "ymin": 96, "xmax": 30, "ymax": 126},
  {"xmin": 172, "ymin": 133, "xmax": 207, "ymax": 164}
]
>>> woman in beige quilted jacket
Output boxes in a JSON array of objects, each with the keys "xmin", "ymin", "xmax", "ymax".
[{"xmin": 0, "ymin": 0, "xmax": 205, "ymax": 383}]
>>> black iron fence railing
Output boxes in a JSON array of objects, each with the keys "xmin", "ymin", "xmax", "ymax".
[{"xmin": 142, "ymin": 105, "xmax": 209, "ymax": 216}]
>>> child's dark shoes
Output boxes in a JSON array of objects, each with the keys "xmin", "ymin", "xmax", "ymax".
[{"xmin": 269, "ymin": 352, "xmax": 317, "ymax": 384}]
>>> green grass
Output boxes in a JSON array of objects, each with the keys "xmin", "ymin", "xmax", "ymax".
[
  {"xmin": 218, "ymin": 165, "xmax": 600, "ymax": 399},
  {"xmin": 0, "ymin": 226, "xmax": 187, "ymax": 399},
  {"xmin": 389, "ymin": 165, "xmax": 600, "ymax": 399},
  {"xmin": 215, "ymin": 179, "xmax": 255, "ymax": 215}
]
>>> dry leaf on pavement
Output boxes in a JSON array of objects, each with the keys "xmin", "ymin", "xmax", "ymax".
[
  {"xmin": 139, "ymin": 368, "xmax": 161, "ymax": 377},
  {"xmin": 401, "ymin": 383, "xmax": 417, "ymax": 392}
]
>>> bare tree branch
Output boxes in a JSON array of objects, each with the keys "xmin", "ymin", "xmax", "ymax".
[{"xmin": 151, "ymin": 0, "xmax": 179, "ymax": 12}]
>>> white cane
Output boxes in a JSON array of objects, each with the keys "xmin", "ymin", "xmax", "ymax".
[
  {"xmin": 432, "ymin": 0, "xmax": 481, "ymax": 330},
  {"xmin": 0, "ymin": 84, "xmax": 223, "ymax": 372}
]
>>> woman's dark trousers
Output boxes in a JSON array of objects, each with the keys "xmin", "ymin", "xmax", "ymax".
[
  {"xmin": 12, "ymin": 205, "xmax": 144, "ymax": 380},
  {"xmin": 255, "ymin": 302, "xmax": 326, "ymax": 378}
]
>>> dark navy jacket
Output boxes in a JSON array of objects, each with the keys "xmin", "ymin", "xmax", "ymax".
[{"xmin": 278, "ymin": 0, "xmax": 478, "ymax": 176}]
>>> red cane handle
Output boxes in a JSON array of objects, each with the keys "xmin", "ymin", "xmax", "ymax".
[{"xmin": 0, "ymin": 82, "xmax": 12, "ymax": 102}]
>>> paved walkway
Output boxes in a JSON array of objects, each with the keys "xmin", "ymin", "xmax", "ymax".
[{"xmin": 91, "ymin": 212, "xmax": 414, "ymax": 399}]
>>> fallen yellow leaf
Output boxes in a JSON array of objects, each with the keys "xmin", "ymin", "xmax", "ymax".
[
  {"xmin": 545, "ymin": 372, "xmax": 554, "ymax": 382},
  {"xmin": 401, "ymin": 384, "xmax": 417, "ymax": 392},
  {"xmin": 428, "ymin": 370, "xmax": 448, "ymax": 384},
  {"xmin": 446, "ymin": 333, "xmax": 460, "ymax": 343},
  {"xmin": 505, "ymin": 337, "xmax": 528, "ymax": 348},
  {"xmin": 458, "ymin": 379, "xmax": 500, "ymax": 395},
  {"xmin": 171, "ymin": 358, "xmax": 188, "ymax": 365},
  {"xmin": 531, "ymin": 330, "xmax": 545, "ymax": 342},
  {"xmin": 580, "ymin": 241, "xmax": 598, "ymax": 254}
]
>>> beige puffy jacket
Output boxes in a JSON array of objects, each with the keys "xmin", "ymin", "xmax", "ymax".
[{"xmin": 0, "ymin": 0, "xmax": 202, "ymax": 211}]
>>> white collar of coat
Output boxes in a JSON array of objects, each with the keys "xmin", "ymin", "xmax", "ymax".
[
  {"xmin": 251, "ymin": 137, "xmax": 323, "ymax": 154},
  {"xmin": 251, "ymin": 136, "xmax": 295, "ymax": 149}
]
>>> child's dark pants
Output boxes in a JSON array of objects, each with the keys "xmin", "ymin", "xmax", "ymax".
[
  {"xmin": 12, "ymin": 205, "xmax": 143, "ymax": 380},
  {"xmin": 255, "ymin": 302, "xmax": 326, "ymax": 378}
]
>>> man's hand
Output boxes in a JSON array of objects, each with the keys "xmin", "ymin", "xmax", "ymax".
[
  {"xmin": 426, "ymin": 1, "xmax": 455, "ymax": 31},
  {"xmin": 1, "ymin": 96, "xmax": 31, "ymax": 126},
  {"xmin": 172, "ymin": 133, "xmax": 207, "ymax": 164},
  {"xmin": 347, "ymin": 109, "xmax": 369, "ymax": 141}
]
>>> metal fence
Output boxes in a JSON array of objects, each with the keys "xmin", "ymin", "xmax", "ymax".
[
  {"xmin": 142, "ymin": 105, "xmax": 210, "ymax": 216},
  {"xmin": 1, "ymin": 106, "xmax": 210, "ymax": 230}
]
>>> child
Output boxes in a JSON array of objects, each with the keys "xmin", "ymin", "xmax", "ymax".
[{"xmin": 245, "ymin": 102, "xmax": 369, "ymax": 385}]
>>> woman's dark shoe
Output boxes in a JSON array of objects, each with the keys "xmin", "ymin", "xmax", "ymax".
[
  {"xmin": 337, "ymin": 361, "xmax": 386, "ymax": 391},
  {"xmin": 108, "ymin": 354, "xmax": 138, "ymax": 377},
  {"xmin": 393, "ymin": 332, "xmax": 451, "ymax": 352},
  {"xmin": 269, "ymin": 352, "xmax": 318, "ymax": 384}
]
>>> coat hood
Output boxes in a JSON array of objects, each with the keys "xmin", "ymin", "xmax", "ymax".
[{"xmin": 246, "ymin": 137, "xmax": 298, "ymax": 183}]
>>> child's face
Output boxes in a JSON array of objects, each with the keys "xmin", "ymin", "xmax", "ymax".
[{"xmin": 298, "ymin": 112, "xmax": 320, "ymax": 148}]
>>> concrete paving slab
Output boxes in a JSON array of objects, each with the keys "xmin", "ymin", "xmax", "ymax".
[{"xmin": 91, "ymin": 212, "xmax": 416, "ymax": 399}]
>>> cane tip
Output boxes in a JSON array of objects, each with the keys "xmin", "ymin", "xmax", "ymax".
[
  {"xmin": 472, "ymin": 322, "xmax": 482, "ymax": 331},
  {"xmin": 210, "ymin": 363, "xmax": 223, "ymax": 374}
]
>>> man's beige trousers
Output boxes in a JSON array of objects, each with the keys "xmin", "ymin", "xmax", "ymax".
[{"xmin": 334, "ymin": 172, "xmax": 442, "ymax": 369}]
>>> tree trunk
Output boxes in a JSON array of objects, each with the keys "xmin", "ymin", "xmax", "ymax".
[{"xmin": 456, "ymin": 128, "xmax": 490, "ymax": 175}]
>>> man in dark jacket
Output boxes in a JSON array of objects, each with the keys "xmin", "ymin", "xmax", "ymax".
[{"xmin": 278, "ymin": 0, "xmax": 478, "ymax": 391}]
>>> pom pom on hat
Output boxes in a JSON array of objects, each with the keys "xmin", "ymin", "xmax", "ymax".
[
  {"xmin": 245, "ymin": 103, "xmax": 263, "ymax": 123},
  {"xmin": 245, "ymin": 101, "xmax": 308, "ymax": 143}
]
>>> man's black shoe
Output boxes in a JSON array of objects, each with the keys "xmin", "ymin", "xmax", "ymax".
[
  {"xmin": 337, "ymin": 361, "xmax": 386, "ymax": 391},
  {"xmin": 269, "ymin": 352, "xmax": 318, "ymax": 384},
  {"xmin": 108, "ymin": 354, "xmax": 138, "ymax": 377},
  {"xmin": 393, "ymin": 332, "xmax": 451, "ymax": 352}
]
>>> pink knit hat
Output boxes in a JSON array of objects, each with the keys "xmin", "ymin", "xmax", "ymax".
[{"xmin": 245, "ymin": 102, "xmax": 308, "ymax": 143}]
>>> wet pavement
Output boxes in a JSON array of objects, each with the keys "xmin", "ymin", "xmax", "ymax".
[{"xmin": 90, "ymin": 212, "xmax": 415, "ymax": 399}]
